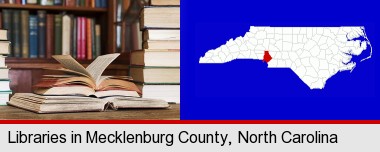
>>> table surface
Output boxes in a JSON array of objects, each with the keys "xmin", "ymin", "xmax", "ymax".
[{"xmin": 0, "ymin": 104, "xmax": 179, "ymax": 120}]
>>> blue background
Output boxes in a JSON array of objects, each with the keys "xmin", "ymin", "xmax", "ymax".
[{"xmin": 181, "ymin": 0, "xmax": 379, "ymax": 119}]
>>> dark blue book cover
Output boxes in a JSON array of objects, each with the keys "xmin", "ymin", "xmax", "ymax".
[
  {"xmin": 12, "ymin": 10, "xmax": 21, "ymax": 58},
  {"xmin": 29, "ymin": 15, "xmax": 38, "ymax": 58},
  {"xmin": 37, "ymin": 11, "xmax": 46, "ymax": 58}
]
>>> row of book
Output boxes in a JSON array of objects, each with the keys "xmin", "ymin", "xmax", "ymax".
[
  {"xmin": 0, "ymin": 0, "xmax": 108, "ymax": 8},
  {"xmin": 1, "ymin": 9, "xmax": 101, "ymax": 59},
  {"xmin": 129, "ymin": 0, "xmax": 180, "ymax": 103},
  {"xmin": 0, "ymin": 29, "xmax": 11, "ymax": 105}
]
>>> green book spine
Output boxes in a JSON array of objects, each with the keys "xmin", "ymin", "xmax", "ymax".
[
  {"xmin": 21, "ymin": 10, "xmax": 30, "ymax": 58},
  {"xmin": 2, "ymin": 9, "xmax": 12, "ymax": 56},
  {"xmin": 54, "ymin": 14, "xmax": 62, "ymax": 55},
  {"xmin": 12, "ymin": 10, "xmax": 21, "ymax": 58},
  {"xmin": 95, "ymin": 24, "xmax": 101, "ymax": 58}
]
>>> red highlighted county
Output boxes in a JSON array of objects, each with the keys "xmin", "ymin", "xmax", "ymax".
[{"xmin": 263, "ymin": 50, "xmax": 272, "ymax": 63}]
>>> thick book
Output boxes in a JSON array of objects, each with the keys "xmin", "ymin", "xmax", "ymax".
[
  {"xmin": 150, "ymin": 0, "xmax": 180, "ymax": 6},
  {"xmin": 143, "ymin": 29, "xmax": 180, "ymax": 41},
  {"xmin": 95, "ymin": 24, "xmax": 101, "ymax": 58},
  {"xmin": 37, "ymin": 11, "xmax": 47, "ymax": 58},
  {"xmin": 130, "ymin": 49, "xmax": 180, "ymax": 67},
  {"xmin": 80, "ymin": 17, "xmax": 86, "ymax": 59},
  {"xmin": 137, "ymin": 84, "xmax": 180, "ymax": 103},
  {"xmin": 46, "ymin": 14, "xmax": 54, "ymax": 59},
  {"xmin": 20, "ymin": 10, "xmax": 30, "ymax": 58},
  {"xmin": 143, "ymin": 40, "xmax": 180, "ymax": 49},
  {"xmin": 8, "ymin": 93, "xmax": 169, "ymax": 113},
  {"xmin": 54, "ymin": 14, "xmax": 62, "ymax": 55},
  {"xmin": 86, "ymin": 18, "xmax": 92, "ymax": 60},
  {"xmin": 140, "ymin": 7, "xmax": 180, "ymax": 29},
  {"xmin": 0, "ymin": 29, "xmax": 8, "ymax": 41},
  {"xmin": 0, "ymin": 56, "xmax": 6, "ymax": 68},
  {"xmin": 29, "ymin": 15, "xmax": 38, "ymax": 58},
  {"xmin": 0, "ymin": 68, "xmax": 9, "ymax": 79},
  {"xmin": 0, "ymin": 41, "xmax": 10, "ymax": 55},
  {"xmin": 12, "ymin": 10, "xmax": 21, "ymax": 57},
  {"xmin": 2, "ymin": 10, "xmax": 12, "ymax": 44},
  {"xmin": 62, "ymin": 14, "xmax": 71, "ymax": 55},
  {"xmin": 129, "ymin": 66, "xmax": 180, "ymax": 84},
  {"xmin": 0, "ymin": 79, "xmax": 11, "ymax": 91},
  {"xmin": 33, "ymin": 54, "xmax": 142, "ymax": 97}
]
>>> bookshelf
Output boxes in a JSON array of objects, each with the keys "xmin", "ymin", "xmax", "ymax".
[{"xmin": 0, "ymin": 0, "xmax": 130, "ymax": 93}]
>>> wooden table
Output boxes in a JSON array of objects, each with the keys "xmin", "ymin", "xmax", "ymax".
[{"xmin": 0, "ymin": 104, "xmax": 179, "ymax": 120}]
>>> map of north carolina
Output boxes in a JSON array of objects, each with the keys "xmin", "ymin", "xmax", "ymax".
[{"xmin": 199, "ymin": 26, "xmax": 372, "ymax": 89}]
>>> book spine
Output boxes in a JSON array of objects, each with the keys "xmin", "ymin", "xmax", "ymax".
[
  {"xmin": 65, "ymin": 0, "xmax": 75, "ymax": 6},
  {"xmin": 29, "ymin": 15, "xmax": 38, "ymax": 58},
  {"xmin": 39, "ymin": 0, "xmax": 53, "ymax": 5},
  {"xmin": 0, "ymin": 12, "xmax": 2, "ymax": 29},
  {"xmin": 71, "ymin": 15, "xmax": 77, "ymax": 58},
  {"xmin": 12, "ymin": 10, "xmax": 21, "ymax": 58},
  {"xmin": 62, "ymin": 15, "xmax": 71, "ymax": 55},
  {"xmin": 102, "ymin": 0, "xmax": 107, "ymax": 8},
  {"xmin": 95, "ymin": 24, "xmax": 101, "ymax": 58},
  {"xmin": 20, "ymin": 10, "xmax": 30, "ymax": 58},
  {"xmin": 37, "ymin": 11, "xmax": 46, "ymax": 58},
  {"xmin": 54, "ymin": 14, "xmax": 62, "ymax": 55},
  {"xmin": 76, "ymin": 17, "xmax": 81, "ymax": 59},
  {"xmin": 91, "ymin": 19, "xmax": 96, "ymax": 59},
  {"xmin": 26, "ymin": 0, "xmax": 37, "ymax": 4},
  {"xmin": 53, "ymin": 0, "xmax": 61, "ymax": 5},
  {"xmin": 86, "ymin": 18, "xmax": 92, "ymax": 60},
  {"xmin": 2, "ymin": 10, "xmax": 11, "ymax": 48},
  {"xmin": 81, "ymin": 17, "xmax": 86, "ymax": 59},
  {"xmin": 45, "ymin": 14, "xmax": 54, "ymax": 59},
  {"xmin": 95, "ymin": 0, "xmax": 100, "ymax": 8},
  {"xmin": 15, "ymin": 0, "xmax": 21, "ymax": 4}
]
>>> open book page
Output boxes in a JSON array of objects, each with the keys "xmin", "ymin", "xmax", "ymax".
[
  {"xmin": 52, "ymin": 55, "xmax": 92, "ymax": 78},
  {"xmin": 85, "ymin": 53, "xmax": 120, "ymax": 86}
]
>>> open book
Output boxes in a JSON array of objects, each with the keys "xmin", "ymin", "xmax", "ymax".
[
  {"xmin": 8, "ymin": 93, "xmax": 169, "ymax": 114},
  {"xmin": 33, "ymin": 54, "xmax": 141, "ymax": 98}
]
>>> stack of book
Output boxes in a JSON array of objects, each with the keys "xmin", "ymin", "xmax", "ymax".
[
  {"xmin": 0, "ymin": 0, "xmax": 108, "ymax": 8},
  {"xmin": 0, "ymin": 9, "xmax": 101, "ymax": 59},
  {"xmin": 130, "ymin": 0, "xmax": 180, "ymax": 103},
  {"xmin": 7, "ymin": 53, "xmax": 169, "ymax": 113},
  {"xmin": 0, "ymin": 29, "xmax": 12, "ymax": 105}
]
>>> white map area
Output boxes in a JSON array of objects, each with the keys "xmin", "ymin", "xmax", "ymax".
[{"xmin": 199, "ymin": 26, "xmax": 372, "ymax": 89}]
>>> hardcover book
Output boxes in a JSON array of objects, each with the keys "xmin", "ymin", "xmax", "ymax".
[{"xmin": 37, "ymin": 11, "xmax": 47, "ymax": 58}]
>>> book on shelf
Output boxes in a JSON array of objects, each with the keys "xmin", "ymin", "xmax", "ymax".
[
  {"xmin": 140, "ymin": 6, "xmax": 180, "ymax": 29},
  {"xmin": 33, "ymin": 53, "xmax": 141, "ymax": 97},
  {"xmin": 29, "ymin": 15, "xmax": 38, "ymax": 58},
  {"xmin": 129, "ymin": 66, "xmax": 180, "ymax": 84},
  {"xmin": 8, "ymin": 93, "xmax": 169, "ymax": 113},
  {"xmin": 0, "ymin": 0, "xmax": 108, "ymax": 7},
  {"xmin": 62, "ymin": 14, "xmax": 71, "ymax": 55},
  {"xmin": 54, "ymin": 14, "xmax": 62, "ymax": 55},
  {"xmin": 130, "ymin": 49, "xmax": 180, "ymax": 67},
  {"xmin": 150, "ymin": 0, "xmax": 180, "ymax": 6},
  {"xmin": 12, "ymin": 10, "xmax": 21, "ymax": 57},
  {"xmin": 21, "ymin": 10, "xmax": 29, "ymax": 58},
  {"xmin": 37, "ymin": 10, "xmax": 46, "ymax": 58},
  {"xmin": 46, "ymin": 14, "xmax": 54, "ymax": 58}
]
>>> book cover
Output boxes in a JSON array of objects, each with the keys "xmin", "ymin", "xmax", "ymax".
[
  {"xmin": 1, "ymin": 10, "xmax": 12, "ymax": 53},
  {"xmin": 80, "ymin": 17, "xmax": 86, "ymax": 59},
  {"xmin": 12, "ymin": 10, "xmax": 21, "ymax": 58},
  {"xmin": 62, "ymin": 15, "xmax": 71, "ymax": 55},
  {"xmin": 76, "ymin": 17, "xmax": 81, "ymax": 59},
  {"xmin": 95, "ymin": 24, "xmax": 101, "ymax": 58},
  {"xmin": 46, "ymin": 14, "xmax": 54, "ymax": 59},
  {"xmin": 21, "ymin": 10, "xmax": 30, "ymax": 58},
  {"xmin": 54, "ymin": 14, "xmax": 62, "ymax": 55},
  {"xmin": 71, "ymin": 15, "xmax": 77, "ymax": 58},
  {"xmin": 29, "ymin": 15, "xmax": 38, "ymax": 58},
  {"xmin": 37, "ymin": 10, "xmax": 46, "ymax": 58}
]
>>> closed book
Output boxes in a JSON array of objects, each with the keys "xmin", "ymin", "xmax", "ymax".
[
  {"xmin": 46, "ymin": 14, "xmax": 54, "ymax": 59},
  {"xmin": 53, "ymin": 0, "xmax": 62, "ymax": 5},
  {"xmin": 39, "ymin": 0, "xmax": 53, "ymax": 5},
  {"xmin": 86, "ymin": 18, "xmax": 92, "ymax": 60},
  {"xmin": 26, "ymin": 0, "xmax": 37, "ymax": 4},
  {"xmin": 12, "ymin": 10, "xmax": 21, "ymax": 57},
  {"xmin": 94, "ymin": 24, "xmax": 101, "ymax": 57},
  {"xmin": 0, "ymin": 68, "xmax": 9, "ymax": 79},
  {"xmin": 72, "ymin": 16, "xmax": 77, "ymax": 58},
  {"xmin": 0, "ymin": 29, "xmax": 8, "ymax": 41},
  {"xmin": 91, "ymin": 19, "xmax": 95, "ymax": 58},
  {"xmin": 29, "ymin": 15, "xmax": 38, "ymax": 58},
  {"xmin": 76, "ymin": 17, "xmax": 81, "ymax": 59},
  {"xmin": 80, "ymin": 17, "xmax": 86, "ymax": 59},
  {"xmin": 140, "ymin": 7, "xmax": 180, "ymax": 29},
  {"xmin": 65, "ymin": 0, "xmax": 75, "ymax": 6},
  {"xmin": 62, "ymin": 15, "xmax": 71, "ymax": 55},
  {"xmin": 21, "ymin": 10, "xmax": 29, "ymax": 58},
  {"xmin": 95, "ymin": 0, "xmax": 100, "ymax": 7},
  {"xmin": 150, "ymin": 0, "xmax": 180, "ymax": 6},
  {"xmin": 54, "ymin": 14, "xmax": 62, "ymax": 55},
  {"xmin": 143, "ymin": 40, "xmax": 180, "ymax": 50},
  {"xmin": 0, "ymin": 41, "xmax": 10, "ymax": 55},
  {"xmin": 143, "ymin": 29, "xmax": 180, "ymax": 41},
  {"xmin": 2, "ymin": 10, "xmax": 12, "ymax": 45},
  {"xmin": 0, "ymin": 80, "xmax": 11, "ymax": 91},
  {"xmin": 15, "ymin": 0, "xmax": 21, "ymax": 4},
  {"xmin": 130, "ymin": 49, "xmax": 180, "ymax": 67},
  {"xmin": 37, "ymin": 11, "xmax": 46, "ymax": 58},
  {"xmin": 137, "ymin": 84, "xmax": 180, "ymax": 103},
  {"xmin": 129, "ymin": 66, "xmax": 180, "ymax": 84},
  {"xmin": 0, "ymin": 56, "xmax": 6, "ymax": 68},
  {"xmin": 0, "ymin": 93, "xmax": 11, "ymax": 106},
  {"xmin": 101, "ymin": 0, "xmax": 107, "ymax": 8}
]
